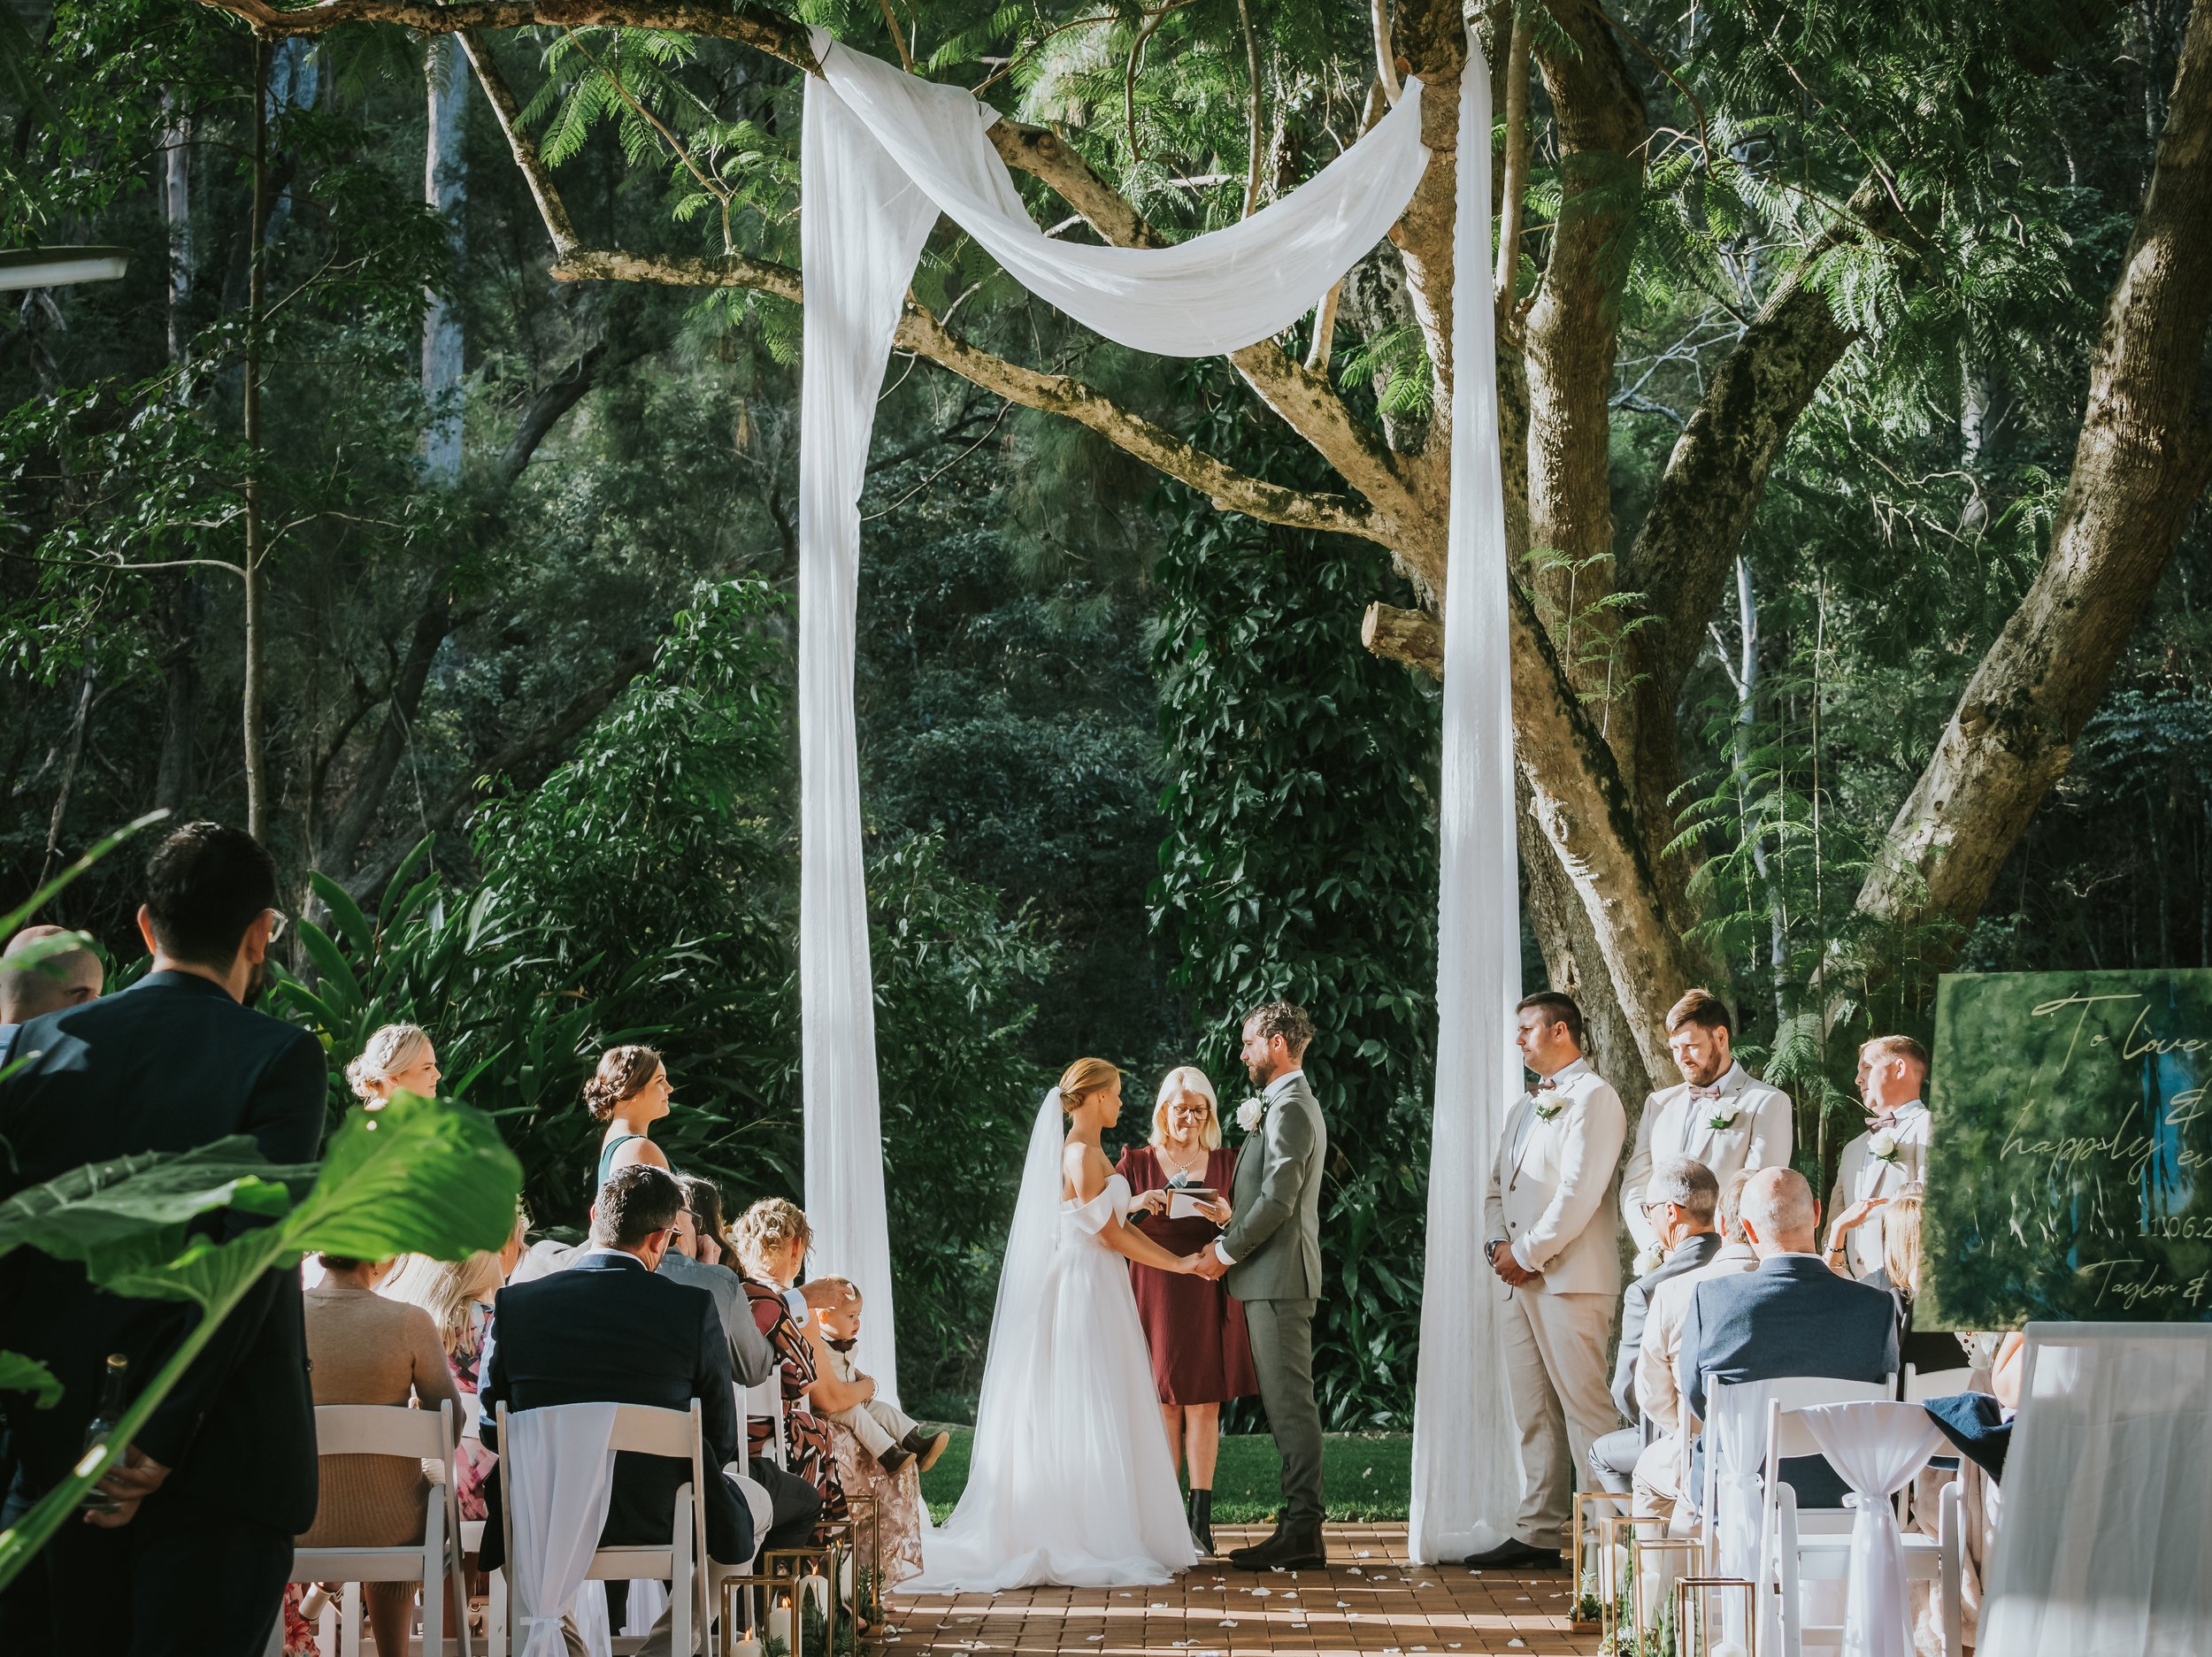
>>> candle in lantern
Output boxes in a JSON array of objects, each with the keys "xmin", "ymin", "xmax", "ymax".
[
  {"xmin": 731, "ymin": 1638, "xmax": 763, "ymax": 1657},
  {"xmin": 767, "ymin": 1600, "xmax": 795, "ymax": 1654},
  {"xmin": 801, "ymin": 1574, "xmax": 830, "ymax": 1617}
]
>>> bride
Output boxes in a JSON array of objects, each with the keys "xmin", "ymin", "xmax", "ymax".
[{"xmin": 899, "ymin": 1058, "xmax": 1209, "ymax": 1592}]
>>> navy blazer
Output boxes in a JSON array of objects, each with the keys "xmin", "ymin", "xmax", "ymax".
[
  {"xmin": 480, "ymin": 1251, "xmax": 753, "ymax": 1568},
  {"xmin": 1678, "ymin": 1254, "xmax": 1900, "ymax": 1511},
  {"xmin": 1612, "ymin": 1231, "xmax": 1723, "ymax": 1424},
  {"xmin": 0, "ymin": 970, "xmax": 327, "ymax": 1533}
]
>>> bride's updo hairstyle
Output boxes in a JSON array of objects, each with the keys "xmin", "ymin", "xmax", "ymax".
[
  {"xmin": 585, "ymin": 1044, "xmax": 664, "ymax": 1121},
  {"xmin": 1058, "ymin": 1056, "xmax": 1120, "ymax": 1112}
]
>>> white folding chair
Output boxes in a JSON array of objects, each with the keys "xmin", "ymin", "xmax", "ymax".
[
  {"xmin": 290, "ymin": 1400, "xmax": 471, "ymax": 1657},
  {"xmin": 1902, "ymin": 1363, "xmax": 1974, "ymax": 1402},
  {"xmin": 496, "ymin": 1400, "xmax": 708, "ymax": 1657},
  {"xmin": 1763, "ymin": 1398, "xmax": 1962, "ymax": 1657},
  {"xmin": 744, "ymin": 1377, "xmax": 786, "ymax": 1469},
  {"xmin": 707, "ymin": 1393, "xmax": 775, "ymax": 1656}
]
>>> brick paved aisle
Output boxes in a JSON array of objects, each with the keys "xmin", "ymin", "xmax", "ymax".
[{"xmin": 882, "ymin": 1524, "xmax": 1598, "ymax": 1657}]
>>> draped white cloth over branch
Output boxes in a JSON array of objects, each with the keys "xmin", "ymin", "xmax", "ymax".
[
  {"xmin": 1406, "ymin": 33, "xmax": 1522, "ymax": 1565},
  {"xmin": 799, "ymin": 34, "xmax": 1517, "ymax": 1547}
]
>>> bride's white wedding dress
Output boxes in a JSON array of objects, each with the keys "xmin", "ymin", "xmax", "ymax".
[{"xmin": 897, "ymin": 1098, "xmax": 1197, "ymax": 1592}]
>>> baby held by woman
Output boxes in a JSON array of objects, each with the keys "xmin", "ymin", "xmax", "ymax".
[{"xmin": 801, "ymin": 1277, "xmax": 949, "ymax": 1476}]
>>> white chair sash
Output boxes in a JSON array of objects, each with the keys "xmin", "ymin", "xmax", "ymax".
[
  {"xmin": 506, "ymin": 1403, "xmax": 620, "ymax": 1657},
  {"xmin": 1800, "ymin": 1400, "xmax": 1944, "ymax": 1657},
  {"xmin": 1705, "ymin": 1378, "xmax": 1778, "ymax": 1582},
  {"xmin": 624, "ymin": 1578, "xmax": 671, "ymax": 1639}
]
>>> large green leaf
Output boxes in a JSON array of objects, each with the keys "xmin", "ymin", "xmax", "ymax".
[
  {"xmin": 0, "ymin": 1139, "xmax": 303, "ymax": 1265},
  {"xmin": 278, "ymin": 1089, "xmax": 521, "ymax": 1262},
  {"xmin": 94, "ymin": 1228, "xmax": 290, "ymax": 1313},
  {"xmin": 0, "ymin": 1353, "xmax": 62, "ymax": 1409}
]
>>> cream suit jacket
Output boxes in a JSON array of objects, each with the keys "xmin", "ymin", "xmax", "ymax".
[
  {"xmin": 1826, "ymin": 1101, "xmax": 1932, "ymax": 1277},
  {"xmin": 1620, "ymin": 1063, "xmax": 1794, "ymax": 1254},
  {"xmin": 1484, "ymin": 1057, "xmax": 1628, "ymax": 1297}
]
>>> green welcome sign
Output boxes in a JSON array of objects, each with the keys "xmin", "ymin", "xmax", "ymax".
[{"xmin": 1922, "ymin": 970, "xmax": 2212, "ymax": 1330}]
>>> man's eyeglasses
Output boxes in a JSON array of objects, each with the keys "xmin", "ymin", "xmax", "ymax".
[{"xmin": 265, "ymin": 908, "xmax": 289, "ymax": 943}]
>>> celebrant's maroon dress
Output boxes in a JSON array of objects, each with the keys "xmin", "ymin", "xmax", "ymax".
[{"xmin": 1117, "ymin": 1144, "xmax": 1259, "ymax": 1406}]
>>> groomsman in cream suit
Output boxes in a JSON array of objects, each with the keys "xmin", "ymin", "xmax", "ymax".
[
  {"xmin": 1469, "ymin": 991, "xmax": 1628, "ymax": 1570},
  {"xmin": 1824, "ymin": 1034, "xmax": 1932, "ymax": 1278},
  {"xmin": 1618, "ymin": 988, "xmax": 1793, "ymax": 1273}
]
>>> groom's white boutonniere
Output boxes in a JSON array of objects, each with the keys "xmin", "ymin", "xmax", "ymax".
[
  {"xmin": 1237, "ymin": 1096, "xmax": 1268, "ymax": 1133},
  {"xmin": 1532, "ymin": 1098, "xmax": 1564, "ymax": 1122},
  {"xmin": 1705, "ymin": 1105, "xmax": 1738, "ymax": 1132},
  {"xmin": 1870, "ymin": 1128, "xmax": 1901, "ymax": 1164}
]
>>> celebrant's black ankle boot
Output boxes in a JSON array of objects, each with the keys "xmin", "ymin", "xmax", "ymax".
[{"xmin": 1187, "ymin": 1488, "xmax": 1214, "ymax": 1556}]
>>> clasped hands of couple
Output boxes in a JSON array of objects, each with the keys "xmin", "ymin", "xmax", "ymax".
[{"xmin": 1127, "ymin": 1186, "xmax": 1235, "ymax": 1278}]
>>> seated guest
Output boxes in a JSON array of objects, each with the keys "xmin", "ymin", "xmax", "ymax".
[
  {"xmin": 676, "ymin": 1173, "xmax": 733, "ymax": 1266},
  {"xmin": 0, "ymin": 924, "xmax": 104, "ymax": 1057},
  {"xmin": 1848, "ymin": 1187, "xmax": 1967, "ymax": 1381},
  {"xmin": 1826, "ymin": 1034, "xmax": 1932, "ymax": 1279},
  {"xmin": 801, "ymin": 1277, "xmax": 930, "ymax": 1589},
  {"xmin": 1632, "ymin": 1169, "xmax": 1760, "ymax": 1523},
  {"xmin": 345, "ymin": 1023, "xmax": 442, "ymax": 1109},
  {"xmin": 297, "ymin": 1252, "xmax": 466, "ymax": 1657},
  {"xmin": 1618, "ymin": 990, "xmax": 1791, "ymax": 1273},
  {"xmin": 588, "ymin": 1044, "xmax": 675, "ymax": 1185},
  {"xmin": 1587, "ymin": 1156, "xmax": 1721, "ymax": 1494},
  {"xmin": 732, "ymin": 1199, "xmax": 849, "ymax": 1536},
  {"xmin": 1678, "ymin": 1168, "xmax": 1900, "ymax": 1512},
  {"xmin": 478, "ymin": 1165, "xmax": 756, "ymax": 1635},
  {"xmin": 661, "ymin": 1175, "xmax": 821, "ymax": 1552},
  {"xmin": 382, "ymin": 1236, "xmax": 518, "ymax": 1523},
  {"xmin": 0, "ymin": 821, "xmax": 323, "ymax": 1657}
]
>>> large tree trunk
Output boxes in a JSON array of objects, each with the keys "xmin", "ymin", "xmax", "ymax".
[{"xmin": 1856, "ymin": 0, "xmax": 2212, "ymax": 964}]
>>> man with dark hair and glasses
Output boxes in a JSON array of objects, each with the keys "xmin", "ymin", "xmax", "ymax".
[{"xmin": 0, "ymin": 821, "xmax": 326, "ymax": 1657}]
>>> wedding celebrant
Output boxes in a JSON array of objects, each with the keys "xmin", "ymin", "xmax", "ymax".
[{"xmin": 1119, "ymin": 1064, "xmax": 1258, "ymax": 1556}]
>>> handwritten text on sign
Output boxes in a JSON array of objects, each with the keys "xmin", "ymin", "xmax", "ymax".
[{"xmin": 1923, "ymin": 970, "xmax": 2212, "ymax": 1329}]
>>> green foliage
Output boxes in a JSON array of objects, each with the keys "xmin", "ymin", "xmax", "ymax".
[
  {"xmin": 0, "ymin": 1090, "xmax": 521, "ymax": 1590},
  {"xmin": 1151, "ymin": 364, "xmax": 1440, "ymax": 1429}
]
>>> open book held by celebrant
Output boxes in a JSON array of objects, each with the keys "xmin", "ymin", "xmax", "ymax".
[{"xmin": 1165, "ymin": 1186, "xmax": 1219, "ymax": 1220}]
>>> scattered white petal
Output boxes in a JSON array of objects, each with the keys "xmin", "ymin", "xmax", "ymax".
[
  {"xmin": 1347, "ymin": 1568, "xmax": 1363, "ymax": 1576},
  {"xmin": 1218, "ymin": 1621, "xmax": 1237, "ymax": 1629},
  {"xmin": 1508, "ymin": 1642, "xmax": 1527, "ymax": 1650},
  {"xmin": 1336, "ymin": 1601, "xmax": 1351, "ymax": 1608},
  {"xmin": 1359, "ymin": 1550, "xmax": 1374, "ymax": 1558}
]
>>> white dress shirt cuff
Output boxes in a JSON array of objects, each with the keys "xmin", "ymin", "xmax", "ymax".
[
  {"xmin": 1213, "ymin": 1239, "xmax": 1235, "ymax": 1267},
  {"xmin": 1510, "ymin": 1239, "xmax": 1540, "ymax": 1274}
]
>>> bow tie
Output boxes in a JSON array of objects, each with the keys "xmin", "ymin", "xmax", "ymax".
[
  {"xmin": 827, "ymin": 1336, "xmax": 858, "ymax": 1353},
  {"xmin": 1864, "ymin": 1113, "xmax": 1895, "ymax": 1134},
  {"xmin": 1688, "ymin": 1084, "xmax": 1723, "ymax": 1101},
  {"xmin": 1536, "ymin": 1074, "xmax": 1560, "ymax": 1091}
]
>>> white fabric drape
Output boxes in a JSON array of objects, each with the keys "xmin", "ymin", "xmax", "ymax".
[
  {"xmin": 1407, "ymin": 27, "xmax": 1523, "ymax": 1565},
  {"xmin": 504, "ymin": 1403, "xmax": 620, "ymax": 1657},
  {"xmin": 798, "ymin": 30, "xmax": 1438, "ymax": 1402},
  {"xmin": 1982, "ymin": 1323, "xmax": 2212, "ymax": 1656},
  {"xmin": 1701, "ymin": 1377, "xmax": 1778, "ymax": 1652},
  {"xmin": 1801, "ymin": 1401, "xmax": 1944, "ymax": 1657}
]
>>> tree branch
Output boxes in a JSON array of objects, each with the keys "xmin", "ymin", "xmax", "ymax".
[{"xmin": 1361, "ymin": 602, "xmax": 1441, "ymax": 679}]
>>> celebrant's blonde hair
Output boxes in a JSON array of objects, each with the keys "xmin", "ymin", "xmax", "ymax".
[{"xmin": 1150, "ymin": 1067, "xmax": 1223, "ymax": 1150}]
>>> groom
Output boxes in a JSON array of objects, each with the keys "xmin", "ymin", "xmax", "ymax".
[{"xmin": 1194, "ymin": 1000, "xmax": 1328, "ymax": 1569}]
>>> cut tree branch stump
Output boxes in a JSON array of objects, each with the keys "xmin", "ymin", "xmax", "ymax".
[{"xmin": 1361, "ymin": 602, "xmax": 1442, "ymax": 679}]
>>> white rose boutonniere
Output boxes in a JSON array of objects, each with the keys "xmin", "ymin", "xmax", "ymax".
[
  {"xmin": 1870, "ymin": 1128, "xmax": 1901, "ymax": 1164},
  {"xmin": 1705, "ymin": 1106, "xmax": 1738, "ymax": 1133},
  {"xmin": 1533, "ymin": 1097, "xmax": 1564, "ymax": 1122},
  {"xmin": 1632, "ymin": 1245, "xmax": 1666, "ymax": 1277},
  {"xmin": 1237, "ymin": 1096, "xmax": 1267, "ymax": 1133}
]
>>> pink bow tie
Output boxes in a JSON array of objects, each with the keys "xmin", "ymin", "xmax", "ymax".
[
  {"xmin": 1864, "ymin": 1114, "xmax": 1895, "ymax": 1134},
  {"xmin": 1536, "ymin": 1074, "xmax": 1560, "ymax": 1092},
  {"xmin": 1688, "ymin": 1084, "xmax": 1723, "ymax": 1101}
]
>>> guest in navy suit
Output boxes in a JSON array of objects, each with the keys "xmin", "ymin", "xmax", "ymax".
[
  {"xmin": 479, "ymin": 1164, "xmax": 756, "ymax": 1576},
  {"xmin": 1678, "ymin": 1167, "xmax": 1898, "ymax": 1511},
  {"xmin": 0, "ymin": 823, "xmax": 326, "ymax": 1657}
]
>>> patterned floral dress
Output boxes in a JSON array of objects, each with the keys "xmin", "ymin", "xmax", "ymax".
[
  {"xmin": 741, "ymin": 1276, "xmax": 850, "ymax": 1533},
  {"xmin": 449, "ymin": 1299, "xmax": 497, "ymax": 1523}
]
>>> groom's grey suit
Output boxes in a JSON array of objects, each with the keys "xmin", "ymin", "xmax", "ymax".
[{"xmin": 1218, "ymin": 1068, "xmax": 1327, "ymax": 1527}]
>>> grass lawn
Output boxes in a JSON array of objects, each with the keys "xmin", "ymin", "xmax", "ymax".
[{"xmin": 917, "ymin": 1431, "xmax": 1412, "ymax": 1525}]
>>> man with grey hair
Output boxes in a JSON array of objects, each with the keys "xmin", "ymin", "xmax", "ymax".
[
  {"xmin": 0, "ymin": 925, "xmax": 104, "ymax": 1058},
  {"xmin": 1677, "ymin": 1168, "xmax": 1898, "ymax": 1512},
  {"xmin": 1586, "ymin": 1155, "xmax": 1722, "ymax": 1494}
]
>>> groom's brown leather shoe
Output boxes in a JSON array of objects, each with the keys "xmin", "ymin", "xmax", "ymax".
[{"xmin": 1227, "ymin": 1521, "xmax": 1325, "ymax": 1571}]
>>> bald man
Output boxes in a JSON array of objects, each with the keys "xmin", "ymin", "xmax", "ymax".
[{"xmin": 0, "ymin": 925, "xmax": 104, "ymax": 1055}]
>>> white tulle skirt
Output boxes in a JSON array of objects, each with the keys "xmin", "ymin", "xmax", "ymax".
[{"xmin": 897, "ymin": 1221, "xmax": 1198, "ymax": 1592}]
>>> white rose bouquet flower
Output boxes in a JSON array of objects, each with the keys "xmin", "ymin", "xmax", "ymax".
[
  {"xmin": 1237, "ymin": 1096, "xmax": 1267, "ymax": 1133},
  {"xmin": 1870, "ymin": 1128, "xmax": 1901, "ymax": 1164}
]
